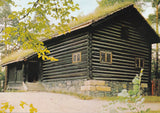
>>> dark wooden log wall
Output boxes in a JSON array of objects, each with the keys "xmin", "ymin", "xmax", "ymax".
[
  {"xmin": 42, "ymin": 32, "xmax": 89, "ymax": 82},
  {"xmin": 92, "ymin": 18, "xmax": 151, "ymax": 83}
]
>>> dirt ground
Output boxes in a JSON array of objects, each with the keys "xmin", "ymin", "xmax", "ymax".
[{"xmin": 0, "ymin": 92, "xmax": 160, "ymax": 113}]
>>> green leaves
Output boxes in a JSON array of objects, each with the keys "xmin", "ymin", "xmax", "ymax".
[
  {"xmin": 2, "ymin": 0, "xmax": 79, "ymax": 61},
  {"xmin": 103, "ymin": 69, "xmax": 150, "ymax": 113}
]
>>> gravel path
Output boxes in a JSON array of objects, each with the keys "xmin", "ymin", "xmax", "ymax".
[{"xmin": 0, "ymin": 92, "xmax": 159, "ymax": 113}]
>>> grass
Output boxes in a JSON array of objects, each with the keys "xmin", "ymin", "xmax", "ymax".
[
  {"xmin": 51, "ymin": 89, "xmax": 160, "ymax": 102},
  {"xmin": 68, "ymin": 2, "xmax": 133, "ymax": 29},
  {"xmin": 144, "ymin": 96, "xmax": 160, "ymax": 103},
  {"xmin": 98, "ymin": 96, "xmax": 160, "ymax": 103},
  {"xmin": 1, "ymin": 49, "xmax": 35, "ymax": 65},
  {"xmin": 149, "ymin": 111, "xmax": 160, "ymax": 113}
]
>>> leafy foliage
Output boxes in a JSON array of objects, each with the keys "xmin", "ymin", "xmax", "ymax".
[
  {"xmin": 147, "ymin": 0, "xmax": 160, "ymax": 26},
  {"xmin": 0, "ymin": 0, "xmax": 79, "ymax": 61},
  {"xmin": 102, "ymin": 69, "xmax": 151, "ymax": 113}
]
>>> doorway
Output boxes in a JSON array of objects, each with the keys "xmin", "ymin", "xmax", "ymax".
[{"xmin": 28, "ymin": 62, "xmax": 39, "ymax": 82}]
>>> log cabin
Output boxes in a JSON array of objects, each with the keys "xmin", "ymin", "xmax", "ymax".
[{"xmin": 1, "ymin": 4, "xmax": 160, "ymax": 96}]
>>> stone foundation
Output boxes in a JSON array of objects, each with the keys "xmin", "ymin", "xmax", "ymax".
[{"xmin": 42, "ymin": 79, "xmax": 149, "ymax": 97}]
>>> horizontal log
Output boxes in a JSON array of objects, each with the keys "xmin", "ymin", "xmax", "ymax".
[
  {"xmin": 43, "ymin": 61, "xmax": 88, "ymax": 71},
  {"xmin": 93, "ymin": 77, "xmax": 148, "ymax": 83},
  {"xmin": 92, "ymin": 37, "xmax": 149, "ymax": 52},
  {"xmin": 47, "ymin": 46, "xmax": 88, "ymax": 57},
  {"xmin": 43, "ymin": 53, "xmax": 87, "ymax": 65},
  {"xmin": 92, "ymin": 63, "xmax": 150, "ymax": 72},
  {"xmin": 92, "ymin": 44, "xmax": 148, "ymax": 57},
  {"xmin": 48, "ymin": 38, "xmax": 88, "ymax": 53},
  {"xmin": 92, "ymin": 73, "xmax": 149, "ymax": 80},
  {"xmin": 42, "ymin": 76, "xmax": 88, "ymax": 82},
  {"xmin": 42, "ymin": 72, "xmax": 87, "ymax": 80},
  {"xmin": 92, "ymin": 47, "xmax": 150, "ymax": 59},
  {"xmin": 94, "ymin": 29, "xmax": 148, "ymax": 47},
  {"xmin": 42, "ymin": 68, "xmax": 87, "ymax": 77},
  {"xmin": 47, "ymin": 34, "xmax": 88, "ymax": 49},
  {"xmin": 93, "ymin": 70, "xmax": 141, "ymax": 76},
  {"xmin": 43, "ymin": 64, "xmax": 87, "ymax": 74}
]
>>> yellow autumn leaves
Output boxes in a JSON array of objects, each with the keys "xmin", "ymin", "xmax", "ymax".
[
  {"xmin": 0, "ymin": 101, "xmax": 37, "ymax": 113},
  {"xmin": 0, "ymin": 102, "xmax": 14, "ymax": 113}
]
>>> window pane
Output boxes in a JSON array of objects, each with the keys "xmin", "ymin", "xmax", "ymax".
[
  {"xmin": 77, "ymin": 53, "xmax": 80, "ymax": 62},
  {"xmin": 135, "ymin": 58, "xmax": 139, "ymax": 67},
  {"xmin": 101, "ymin": 52, "xmax": 105, "ymax": 63},
  {"xmin": 107, "ymin": 53, "xmax": 111, "ymax": 63},
  {"xmin": 140, "ymin": 59, "xmax": 144, "ymax": 68},
  {"xmin": 73, "ymin": 54, "xmax": 76, "ymax": 62}
]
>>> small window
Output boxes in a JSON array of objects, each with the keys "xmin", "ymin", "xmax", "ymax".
[
  {"xmin": 135, "ymin": 58, "xmax": 144, "ymax": 68},
  {"xmin": 121, "ymin": 26, "xmax": 129, "ymax": 39},
  {"xmin": 100, "ymin": 51, "xmax": 112, "ymax": 64},
  {"xmin": 72, "ymin": 52, "xmax": 81, "ymax": 63}
]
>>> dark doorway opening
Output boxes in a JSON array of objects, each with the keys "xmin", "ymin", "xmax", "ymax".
[{"xmin": 28, "ymin": 62, "xmax": 39, "ymax": 82}]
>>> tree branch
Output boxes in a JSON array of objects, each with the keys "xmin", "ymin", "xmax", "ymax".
[{"xmin": 20, "ymin": 0, "xmax": 39, "ymax": 20}]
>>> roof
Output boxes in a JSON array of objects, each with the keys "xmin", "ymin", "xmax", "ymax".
[
  {"xmin": 1, "ymin": 49, "xmax": 35, "ymax": 66},
  {"xmin": 42, "ymin": 3, "xmax": 160, "ymax": 44},
  {"xmin": 1, "ymin": 3, "xmax": 160, "ymax": 66}
]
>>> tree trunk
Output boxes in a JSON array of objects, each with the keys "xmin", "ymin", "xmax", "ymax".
[{"xmin": 155, "ymin": 2, "xmax": 159, "ymax": 95}]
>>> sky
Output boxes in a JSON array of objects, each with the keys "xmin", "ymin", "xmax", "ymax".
[
  {"xmin": 11, "ymin": 0, "xmax": 98, "ymax": 16},
  {"xmin": 11, "ymin": 0, "xmax": 155, "ymax": 19}
]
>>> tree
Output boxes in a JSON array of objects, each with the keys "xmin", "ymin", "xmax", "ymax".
[
  {"xmin": 0, "ymin": 0, "xmax": 19, "ymax": 56},
  {"xmin": 0, "ymin": 0, "xmax": 79, "ymax": 61},
  {"xmin": 146, "ymin": 0, "xmax": 160, "ymax": 96},
  {"xmin": 147, "ymin": 0, "xmax": 160, "ymax": 80}
]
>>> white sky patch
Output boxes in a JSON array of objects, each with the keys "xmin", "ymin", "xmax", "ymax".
[
  {"xmin": 11, "ymin": 0, "xmax": 154, "ymax": 19},
  {"xmin": 73, "ymin": 0, "xmax": 98, "ymax": 16},
  {"xmin": 142, "ymin": 2, "xmax": 155, "ymax": 18}
]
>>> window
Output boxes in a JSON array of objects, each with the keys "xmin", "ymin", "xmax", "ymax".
[
  {"xmin": 121, "ymin": 26, "xmax": 129, "ymax": 39},
  {"xmin": 100, "ymin": 51, "xmax": 112, "ymax": 64},
  {"xmin": 72, "ymin": 52, "xmax": 81, "ymax": 63},
  {"xmin": 135, "ymin": 58, "xmax": 144, "ymax": 68}
]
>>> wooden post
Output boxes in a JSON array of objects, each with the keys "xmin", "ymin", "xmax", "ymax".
[{"xmin": 4, "ymin": 66, "xmax": 7, "ymax": 91}]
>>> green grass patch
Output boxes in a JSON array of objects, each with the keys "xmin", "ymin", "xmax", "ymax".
[
  {"xmin": 144, "ymin": 111, "xmax": 160, "ymax": 113},
  {"xmin": 1, "ymin": 49, "xmax": 35, "ymax": 65},
  {"xmin": 98, "ymin": 96, "xmax": 160, "ymax": 103},
  {"xmin": 144, "ymin": 96, "xmax": 160, "ymax": 103},
  {"xmin": 68, "ymin": 2, "xmax": 133, "ymax": 29}
]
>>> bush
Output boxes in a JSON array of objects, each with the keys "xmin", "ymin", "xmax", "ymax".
[{"xmin": 102, "ymin": 68, "xmax": 151, "ymax": 113}]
